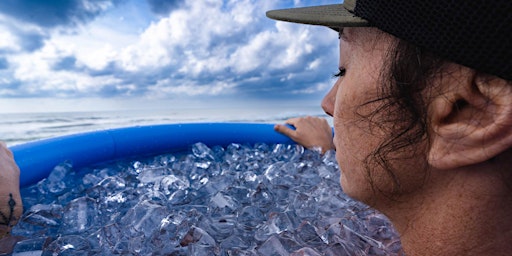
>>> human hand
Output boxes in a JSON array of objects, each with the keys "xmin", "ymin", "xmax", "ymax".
[
  {"xmin": 274, "ymin": 116, "xmax": 335, "ymax": 153},
  {"xmin": 0, "ymin": 142, "xmax": 22, "ymax": 239}
]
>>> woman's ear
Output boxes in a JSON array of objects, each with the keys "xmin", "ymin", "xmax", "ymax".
[{"xmin": 428, "ymin": 67, "xmax": 512, "ymax": 170}]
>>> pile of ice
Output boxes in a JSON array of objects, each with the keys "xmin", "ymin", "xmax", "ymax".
[{"xmin": 12, "ymin": 142, "xmax": 403, "ymax": 255}]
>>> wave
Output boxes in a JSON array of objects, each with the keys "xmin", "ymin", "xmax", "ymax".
[
  {"xmin": 40, "ymin": 123, "xmax": 97, "ymax": 130},
  {"xmin": 2, "ymin": 107, "xmax": 328, "ymax": 146}
]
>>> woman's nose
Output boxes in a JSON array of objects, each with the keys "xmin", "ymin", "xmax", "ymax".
[{"xmin": 322, "ymin": 82, "xmax": 338, "ymax": 116}]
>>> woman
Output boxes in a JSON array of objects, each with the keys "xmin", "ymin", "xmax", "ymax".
[{"xmin": 268, "ymin": 1, "xmax": 512, "ymax": 255}]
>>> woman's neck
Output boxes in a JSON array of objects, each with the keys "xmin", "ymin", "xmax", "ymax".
[{"xmin": 386, "ymin": 162, "xmax": 512, "ymax": 256}]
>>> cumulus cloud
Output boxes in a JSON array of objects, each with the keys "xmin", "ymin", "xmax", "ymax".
[
  {"xmin": 0, "ymin": 0, "xmax": 339, "ymax": 100},
  {"xmin": 146, "ymin": 0, "xmax": 184, "ymax": 16},
  {"xmin": 0, "ymin": 58, "xmax": 8, "ymax": 70},
  {"xmin": 0, "ymin": 15, "xmax": 48, "ymax": 53},
  {"xmin": 0, "ymin": 0, "xmax": 118, "ymax": 28}
]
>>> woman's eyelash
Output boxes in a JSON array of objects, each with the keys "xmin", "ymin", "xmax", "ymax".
[{"xmin": 333, "ymin": 68, "xmax": 346, "ymax": 78}]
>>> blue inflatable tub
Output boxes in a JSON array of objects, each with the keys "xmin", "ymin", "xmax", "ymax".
[{"xmin": 10, "ymin": 123, "xmax": 295, "ymax": 188}]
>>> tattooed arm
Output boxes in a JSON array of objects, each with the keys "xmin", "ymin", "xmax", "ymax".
[{"xmin": 0, "ymin": 142, "xmax": 22, "ymax": 239}]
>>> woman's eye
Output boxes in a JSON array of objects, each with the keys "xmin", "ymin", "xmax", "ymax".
[{"xmin": 333, "ymin": 68, "xmax": 346, "ymax": 78}]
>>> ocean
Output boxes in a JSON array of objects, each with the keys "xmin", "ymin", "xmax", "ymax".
[{"xmin": 1, "ymin": 103, "xmax": 329, "ymax": 146}]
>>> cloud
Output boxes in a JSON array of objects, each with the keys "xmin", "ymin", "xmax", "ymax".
[
  {"xmin": 0, "ymin": 15, "xmax": 47, "ymax": 53},
  {"xmin": 0, "ymin": 0, "xmax": 340, "ymax": 102},
  {"xmin": 0, "ymin": 0, "xmax": 118, "ymax": 28},
  {"xmin": 52, "ymin": 56, "xmax": 77, "ymax": 71},
  {"xmin": 113, "ymin": 0, "xmax": 337, "ymax": 97},
  {"xmin": 146, "ymin": 0, "xmax": 184, "ymax": 16},
  {"xmin": 0, "ymin": 58, "xmax": 8, "ymax": 69}
]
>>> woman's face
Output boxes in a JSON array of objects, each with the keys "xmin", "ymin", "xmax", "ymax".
[{"xmin": 322, "ymin": 28, "xmax": 422, "ymax": 204}]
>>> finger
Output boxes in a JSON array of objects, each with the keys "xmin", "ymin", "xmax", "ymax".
[
  {"xmin": 274, "ymin": 124, "xmax": 297, "ymax": 137},
  {"xmin": 1, "ymin": 145, "xmax": 14, "ymax": 159},
  {"xmin": 283, "ymin": 119, "xmax": 297, "ymax": 127}
]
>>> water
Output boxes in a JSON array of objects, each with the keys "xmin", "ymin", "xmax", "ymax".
[
  {"xmin": 0, "ymin": 104, "xmax": 327, "ymax": 146},
  {"xmin": 10, "ymin": 142, "xmax": 403, "ymax": 255}
]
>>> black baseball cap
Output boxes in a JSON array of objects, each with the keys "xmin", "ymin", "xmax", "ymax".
[{"xmin": 266, "ymin": 0, "xmax": 512, "ymax": 81}]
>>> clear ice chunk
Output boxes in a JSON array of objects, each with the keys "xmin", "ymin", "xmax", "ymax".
[
  {"xmin": 37, "ymin": 162, "xmax": 73, "ymax": 195},
  {"xmin": 43, "ymin": 235, "xmax": 91, "ymax": 255},
  {"xmin": 290, "ymin": 247, "xmax": 323, "ymax": 256},
  {"xmin": 137, "ymin": 166, "xmax": 167, "ymax": 185},
  {"xmin": 180, "ymin": 226, "xmax": 215, "ymax": 246},
  {"xmin": 210, "ymin": 192, "xmax": 238, "ymax": 211},
  {"xmin": 158, "ymin": 174, "xmax": 190, "ymax": 194},
  {"xmin": 257, "ymin": 235, "xmax": 290, "ymax": 256},
  {"xmin": 60, "ymin": 197, "xmax": 98, "ymax": 235},
  {"xmin": 98, "ymin": 176, "xmax": 126, "ymax": 191},
  {"xmin": 120, "ymin": 199, "xmax": 168, "ymax": 238},
  {"xmin": 192, "ymin": 142, "xmax": 216, "ymax": 161},
  {"xmin": 10, "ymin": 237, "xmax": 47, "ymax": 255}
]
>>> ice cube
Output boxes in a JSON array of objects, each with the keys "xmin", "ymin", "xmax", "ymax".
[
  {"xmin": 60, "ymin": 197, "xmax": 98, "ymax": 235},
  {"xmin": 290, "ymin": 247, "xmax": 323, "ymax": 256},
  {"xmin": 158, "ymin": 174, "xmax": 190, "ymax": 195},
  {"xmin": 257, "ymin": 235, "xmax": 289, "ymax": 256},
  {"xmin": 10, "ymin": 237, "xmax": 47, "ymax": 256},
  {"xmin": 43, "ymin": 235, "xmax": 91, "ymax": 255},
  {"xmin": 179, "ymin": 226, "xmax": 217, "ymax": 254},
  {"xmin": 207, "ymin": 214, "xmax": 236, "ymax": 240},
  {"xmin": 120, "ymin": 199, "xmax": 168, "ymax": 238},
  {"xmin": 192, "ymin": 142, "xmax": 216, "ymax": 161}
]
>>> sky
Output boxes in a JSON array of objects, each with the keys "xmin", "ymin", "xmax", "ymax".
[{"xmin": 0, "ymin": 0, "xmax": 340, "ymax": 113}]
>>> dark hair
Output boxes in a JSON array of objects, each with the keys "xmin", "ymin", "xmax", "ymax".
[{"xmin": 359, "ymin": 37, "xmax": 445, "ymax": 198}]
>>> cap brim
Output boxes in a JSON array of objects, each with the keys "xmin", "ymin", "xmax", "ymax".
[{"xmin": 266, "ymin": 4, "xmax": 368, "ymax": 28}]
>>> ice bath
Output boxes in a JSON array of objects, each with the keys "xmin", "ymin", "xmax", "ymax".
[{"xmin": 10, "ymin": 140, "xmax": 402, "ymax": 255}]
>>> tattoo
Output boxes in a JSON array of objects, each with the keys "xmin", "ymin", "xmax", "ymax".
[{"xmin": 0, "ymin": 193, "xmax": 16, "ymax": 228}]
